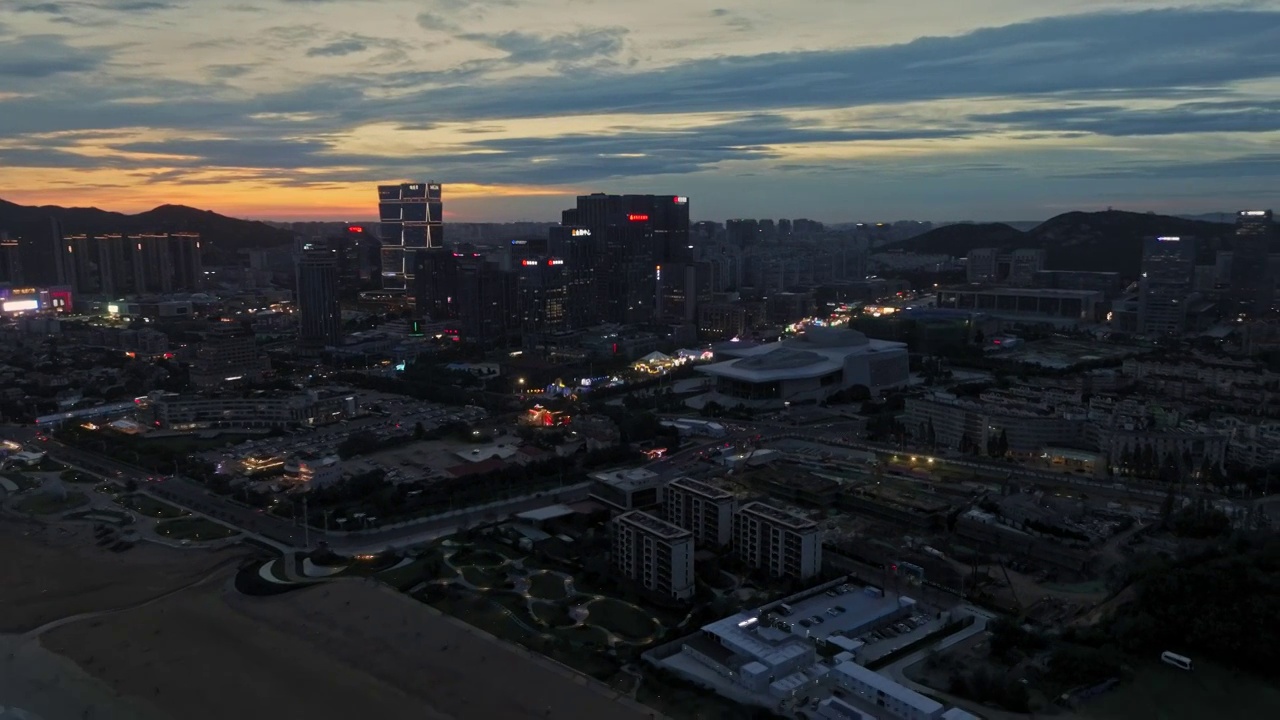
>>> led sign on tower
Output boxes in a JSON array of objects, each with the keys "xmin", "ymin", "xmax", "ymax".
[
  {"xmin": 673, "ymin": 196, "xmax": 688, "ymax": 204},
  {"xmin": 571, "ymin": 228, "xmax": 591, "ymax": 237},
  {"xmin": 347, "ymin": 226, "xmax": 363, "ymax": 233},
  {"xmin": 521, "ymin": 259, "xmax": 538, "ymax": 266},
  {"xmin": 546, "ymin": 259, "xmax": 564, "ymax": 266},
  {"xmin": 1156, "ymin": 236, "xmax": 1181, "ymax": 242},
  {"xmin": 1242, "ymin": 210, "xmax": 1268, "ymax": 216},
  {"xmin": 627, "ymin": 214, "xmax": 649, "ymax": 222}
]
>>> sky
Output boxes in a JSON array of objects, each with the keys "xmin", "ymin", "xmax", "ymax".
[{"xmin": 1, "ymin": 0, "xmax": 1278, "ymax": 223}]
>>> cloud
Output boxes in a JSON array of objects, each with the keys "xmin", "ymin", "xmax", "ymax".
[
  {"xmin": 415, "ymin": 11, "xmax": 458, "ymax": 33},
  {"xmin": 1055, "ymin": 154, "xmax": 1280, "ymax": 180},
  {"xmin": 0, "ymin": 34, "xmax": 106, "ymax": 77},
  {"xmin": 306, "ymin": 37, "xmax": 369, "ymax": 57},
  {"xmin": 969, "ymin": 100, "xmax": 1280, "ymax": 137},
  {"xmin": 85, "ymin": 113, "xmax": 966, "ymax": 187},
  {"xmin": 11, "ymin": 2, "xmax": 65, "ymax": 12},
  {"xmin": 460, "ymin": 27, "xmax": 628, "ymax": 65}
]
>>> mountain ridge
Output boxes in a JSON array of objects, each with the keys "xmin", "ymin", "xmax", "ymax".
[
  {"xmin": 0, "ymin": 198, "xmax": 295, "ymax": 261},
  {"xmin": 888, "ymin": 210, "xmax": 1238, "ymax": 277}
]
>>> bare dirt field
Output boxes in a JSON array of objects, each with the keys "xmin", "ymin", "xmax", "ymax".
[
  {"xmin": 41, "ymin": 578, "xmax": 658, "ymax": 720},
  {"xmin": 4, "ymin": 515, "xmax": 661, "ymax": 720},
  {"xmin": 0, "ymin": 520, "xmax": 245, "ymax": 633}
]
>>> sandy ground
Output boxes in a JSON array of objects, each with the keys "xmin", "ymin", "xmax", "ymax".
[
  {"xmin": 40, "ymin": 578, "xmax": 658, "ymax": 720},
  {"xmin": 3, "ymin": 518, "xmax": 659, "ymax": 720},
  {"xmin": 0, "ymin": 521, "xmax": 244, "ymax": 634}
]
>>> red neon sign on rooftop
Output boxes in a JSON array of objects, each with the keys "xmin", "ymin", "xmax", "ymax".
[{"xmin": 627, "ymin": 213, "xmax": 649, "ymax": 222}]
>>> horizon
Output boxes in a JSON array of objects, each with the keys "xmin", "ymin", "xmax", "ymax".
[
  {"xmin": 0, "ymin": 194, "xmax": 1263, "ymax": 228},
  {"xmin": 1, "ymin": 2, "xmax": 1279, "ymax": 220}
]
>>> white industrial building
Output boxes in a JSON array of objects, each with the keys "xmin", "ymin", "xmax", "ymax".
[
  {"xmin": 831, "ymin": 660, "xmax": 944, "ymax": 720},
  {"xmin": 697, "ymin": 328, "xmax": 908, "ymax": 407}
]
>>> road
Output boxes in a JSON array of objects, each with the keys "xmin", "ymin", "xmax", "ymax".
[{"xmin": 44, "ymin": 439, "xmax": 591, "ymax": 552}]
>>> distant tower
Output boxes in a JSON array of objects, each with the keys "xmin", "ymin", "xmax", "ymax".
[
  {"xmin": 1138, "ymin": 236, "xmax": 1197, "ymax": 336},
  {"xmin": 1230, "ymin": 210, "xmax": 1275, "ymax": 319},
  {"xmin": 376, "ymin": 182, "xmax": 443, "ymax": 295},
  {"xmin": 296, "ymin": 249, "xmax": 342, "ymax": 352}
]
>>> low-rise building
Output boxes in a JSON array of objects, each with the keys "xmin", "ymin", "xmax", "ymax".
[
  {"xmin": 698, "ymin": 328, "xmax": 909, "ymax": 408},
  {"xmin": 297, "ymin": 454, "xmax": 342, "ymax": 487},
  {"xmin": 831, "ymin": 660, "xmax": 943, "ymax": 720},
  {"xmin": 589, "ymin": 467, "xmax": 667, "ymax": 512},
  {"xmin": 151, "ymin": 390, "xmax": 357, "ymax": 430},
  {"xmin": 612, "ymin": 510, "xmax": 694, "ymax": 600}
]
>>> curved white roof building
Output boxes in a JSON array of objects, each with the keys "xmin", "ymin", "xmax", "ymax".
[{"xmin": 698, "ymin": 328, "xmax": 908, "ymax": 407}]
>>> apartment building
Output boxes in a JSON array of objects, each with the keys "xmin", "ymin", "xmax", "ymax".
[
  {"xmin": 665, "ymin": 476, "xmax": 737, "ymax": 547},
  {"xmin": 612, "ymin": 510, "xmax": 695, "ymax": 600},
  {"xmin": 732, "ymin": 502, "xmax": 822, "ymax": 580}
]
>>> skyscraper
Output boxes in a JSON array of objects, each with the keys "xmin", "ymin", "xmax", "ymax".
[
  {"xmin": 1139, "ymin": 235, "xmax": 1197, "ymax": 336},
  {"xmin": 1230, "ymin": 210, "xmax": 1275, "ymax": 318},
  {"xmin": 546, "ymin": 225, "xmax": 594, "ymax": 330},
  {"xmin": 564, "ymin": 193, "xmax": 690, "ymax": 325},
  {"xmin": 296, "ymin": 249, "xmax": 342, "ymax": 352},
  {"xmin": 377, "ymin": 182, "xmax": 443, "ymax": 293}
]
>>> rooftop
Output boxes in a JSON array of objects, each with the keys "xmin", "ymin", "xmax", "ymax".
[
  {"xmin": 699, "ymin": 329, "xmax": 907, "ymax": 383},
  {"xmin": 669, "ymin": 476, "xmax": 734, "ymax": 501},
  {"xmin": 590, "ymin": 467, "xmax": 663, "ymax": 490},
  {"xmin": 833, "ymin": 660, "xmax": 943, "ymax": 715},
  {"xmin": 739, "ymin": 501, "xmax": 818, "ymax": 531},
  {"xmin": 617, "ymin": 510, "xmax": 693, "ymax": 541}
]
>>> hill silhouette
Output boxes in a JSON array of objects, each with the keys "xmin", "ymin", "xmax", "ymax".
[
  {"xmin": 0, "ymin": 199, "xmax": 295, "ymax": 262},
  {"xmin": 890, "ymin": 210, "xmax": 1235, "ymax": 277}
]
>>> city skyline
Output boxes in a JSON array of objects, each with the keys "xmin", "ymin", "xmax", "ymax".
[{"xmin": 1, "ymin": 1, "xmax": 1279, "ymax": 221}]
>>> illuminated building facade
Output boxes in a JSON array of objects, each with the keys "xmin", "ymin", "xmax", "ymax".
[
  {"xmin": 517, "ymin": 256, "xmax": 571, "ymax": 342},
  {"xmin": 0, "ymin": 285, "xmax": 73, "ymax": 315},
  {"xmin": 377, "ymin": 182, "xmax": 443, "ymax": 292}
]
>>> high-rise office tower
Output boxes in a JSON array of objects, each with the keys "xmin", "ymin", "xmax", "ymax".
[
  {"xmin": 377, "ymin": 182, "xmax": 443, "ymax": 293},
  {"xmin": 565, "ymin": 193, "xmax": 690, "ymax": 325},
  {"xmin": 517, "ymin": 256, "xmax": 571, "ymax": 344},
  {"xmin": 1139, "ymin": 235, "xmax": 1198, "ymax": 336},
  {"xmin": 546, "ymin": 225, "xmax": 594, "ymax": 330},
  {"xmin": 296, "ymin": 249, "xmax": 342, "ymax": 352},
  {"xmin": 1230, "ymin": 210, "xmax": 1275, "ymax": 318},
  {"xmin": 455, "ymin": 255, "xmax": 515, "ymax": 346},
  {"xmin": 412, "ymin": 251, "xmax": 458, "ymax": 320}
]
